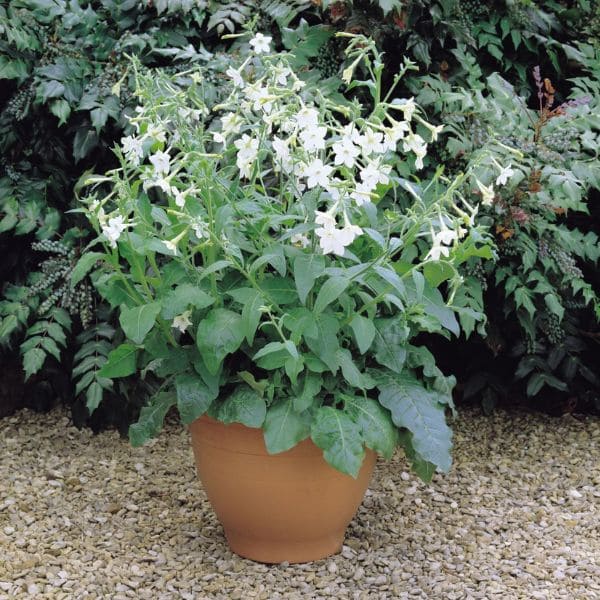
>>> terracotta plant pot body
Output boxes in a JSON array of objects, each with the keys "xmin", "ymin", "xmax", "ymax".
[{"xmin": 189, "ymin": 416, "xmax": 376, "ymax": 563}]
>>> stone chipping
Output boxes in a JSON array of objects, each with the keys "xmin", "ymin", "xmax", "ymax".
[{"xmin": 0, "ymin": 407, "xmax": 598, "ymax": 599}]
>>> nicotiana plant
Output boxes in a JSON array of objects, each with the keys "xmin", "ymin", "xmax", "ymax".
[{"xmin": 77, "ymin": 34, "xmax": 494, "ymax": 480}]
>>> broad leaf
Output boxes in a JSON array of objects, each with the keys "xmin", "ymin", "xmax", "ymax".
[
  {"xmin": 161, "ymin": 285, "xmax": 214, "ymax": 320},
  {"xmin": 349, "ymin": 315, "xmax": 376, "ymax": 354},
  {"xmin": 119, "ymin": 302, "xmax": 161, "ymax": 345},
  {"xmin": 197, "ymin": 309, "xmax": 244, "ymax": 374},
  {"xmin": 71, "ymin": 252, "xmax": 104, "ymax": 286},
  {"xmin": 314, "ymin": 276, "xmax": 350, "ymax": 314},
  {"xmin": 376, "ymin": 371, "xmax": 452, "ymax": 472},
  {"xmin": 305, "ymin": 313, "xmax": 340, "ymax": 372},
  {"xmin": 293, "ymin": 254, "xmax": 325, "ymax": 305},
  {"xmin": 263, "ymin": 399, "xmax": 311, "ymax": 454},
  {"xmin": 218, "ymin": 385, "xmax": 266, "ymax": 427},
  {"xmin": 293, "ymin": 372, "xmax": 322, "ymax": 412},
  {"xmin": 98, "ymin": 343, "xmax": 137, "ymax": 378},
  {"xmin": 343, "ymin": 395, "xmax": 398, "ymax": 459},
  {"xmin": 242, "ymin": 290, "xmax": 264, "ymax": 345},
  {"xmin": 397, "ymin": 431, "xmax": 436, "ymax": 483},
  {"xmin": 373, "ymin": 318, "xmax": 409, "ymax": 373},
  {"xmin": 175, "ymin": 373, "xmax": 218, "ymax": 424},
  {"xmin": 311, "ymin": 406, "xmax": 365, "ymax": 478},
  {"xmin": 129, "ymin": 392, "xmax": 176, "ymax": 447}
]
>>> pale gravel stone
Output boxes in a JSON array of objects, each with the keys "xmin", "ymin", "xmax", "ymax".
[{"xmin": 0, "ymin": 407, "xmax": 598, "ymax": 599}]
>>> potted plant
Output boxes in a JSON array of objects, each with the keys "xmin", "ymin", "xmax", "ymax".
[{"xmin": 78, "ymin": 34, "xmax": 491, "ymax": 563}]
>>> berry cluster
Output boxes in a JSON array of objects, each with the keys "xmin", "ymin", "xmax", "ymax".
[
  {"xmin": 507, "ymin": 2, "xmax": 530, "ymax": 28},
  {"xmin": 544, "ymin": 313, "xmax": 565, "ymax": 345},
  {"xmin": 542, "ymin": 127, "xmax": 578, "ymax": 153},
  {"xmin": 548, "ymin": 245, "xmax": 583, "ymax": 278},
  {"xmin": 464, "ymin": 261, "xmax": 488, "ymax": 291},
  {"xmin": 3, "ymin": 83, "xmax": 35, "ymax": 122},
  {"xmin": 313, "ymin": 38, "xmax": 343, "ymax": 79},
  {"xmin": 454, "ymin": 0, "xmax": 489, "ymax": 31}
]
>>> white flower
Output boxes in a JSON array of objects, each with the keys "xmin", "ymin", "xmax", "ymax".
[
  {"xmin": 272, "ymin": 136, "xmax": 293, "ymax": 173},
  {"xmin": 391, "ymin": 97, "xmax": 417, "ymax": 121},
  {"xmin": 351, "ymin": 182, "xmax": 374, "ymax": 206},
  {"xmin": 173, "ymin": 189, "xmax": 186, "ymax": 208},
  {"xmin": 146, "ymin": 123, "xmax": 167, "ymax": 143},
  {"xmin": 315, "ymin": 224, "xmax": 362, "ymax": 256},
  {"xmin": 291, "ymin": 233, "xmax": 310, "ymax": 248},
  {"xmin": 496, "ymin": 164, "xmax": 515, "ymax": 186},
  {"xmin": 226, "ymin": 66, "xmax": 244, "ymax": 88},
  {"xmin": 426, "ymin": 244, "xmax": 450, "ymax": 261},
  {"xmin": 332, "ymin": 139, "xmax": 360, "ymax": 168},
  {"xmin": 476, "ymin": 180, "xmax": 495, "ymax": 206},
  {"xmin": 357, "ymin": 128, "xmax": 385, "ymax": 156},
  {"xmin": 403, "ymin": 133, "xmax": 427, "ymax": 170},
  {"xmin": 192, "ymin": 220, "xmax": 208, "ymax": 239},
  {"xmin": 172, "ymin": 310, "xmax": 192, "ymax": 334},
  {"xmin": 143, "ymin": 177, "xmax": 171, "ymax": 194},
  {"xmin": 121, "ymin": 136, "xmax": 144, "ymax": 166},
  {"xmin": 273, "ymin": 63, "xmax": 291, "ymax": 86},
  {"xmin": 295, "ymin": 107, "xmax": 319, "ymax": 130},
  {"xmin": 341, "ymin": 124, "xmax": 361, "ymax": 145},
  {"xmin": 221, "ymin": 112, "xmax": 243, "ymax": 136},
  {"xmin": 162, "ymin": 239, "xmax": 179, "ymax": 255},
  {"xmin": 244, "ymin": 83, "xmax": 272, "ymax": 113},
  {"xmin": 383, "ymin": 121, "xmax": 410, "ymax": 151},
  {"xmin": 149, "ymin": 151, "xmax": 171, "ymax": 176},
  {"xmin": 249, "ymin": 32, "xmax": 272, "ymax": 54},
  {"xmin": 300, "ymin": 125, "xmax": 327, "ymax": 153},
  {"xmin": 234, "ymin": 134, "xmax": 259, "ymax": 159},
  {"xmin": 325, "ymin": 177, "xmax": 344, "ymax": 201},
  {"xmin": 303, "ymin": 158, "xmax": 333, "ymax": 189},
  {"xmin": 428, "ymin": 124, "xmax": 444, "ymax": 142},
  {"xmin": 101, "ymin": 216, "xmax": 128, "ymax": 248},
  {"xmin": 314, "ymin": 210, "xmax": 337, "ymax": 228},
  {"xmin": 360, "ymin": 161, "xmax": 391, "ymax": 188}
]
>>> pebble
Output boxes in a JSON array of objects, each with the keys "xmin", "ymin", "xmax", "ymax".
[{"xmin": 0, "ymin": 407, "xmax": 598, "ymax": 598}]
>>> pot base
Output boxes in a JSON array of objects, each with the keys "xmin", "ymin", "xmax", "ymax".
[{"xmin": 225, "ymin": 528, "xmax": 346, "ymax": 564}]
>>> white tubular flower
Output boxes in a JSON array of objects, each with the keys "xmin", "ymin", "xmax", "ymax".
[
  {"xmin": 383, "ymin": 120, "xmax": 410, "ymax": 151},
  {"xmin": 149, "ymin": 151, "xmax": 171, "ymax": 176},
  {"xmin": 360, "ymin": 160, "xmax": 391, "ymax": 188},
  {"xmin": 226, "ymin": 66, "xmax": 245, "ymax": 88},
  {"xmin": 325, "ymin": 177, "xmax": 344, "ymax": 201},
  {"xmin": 295, "ymin": 107, "xmax": 319, "ymax": 130},
  {"xmin": 273, "ymin": 63, "xmax": 291, "ymax": 86},
  {"xmin": 403, "ymin": 133, "xmax": 427, "ymax": 170},
  {"xmin": 121, "ymin": 136, "xmax": 144, "ymax": 166},
  {"xmin": 172, "ymin": 310, "xmax": 192, "ymax": 334},
  {"xmin": 357, "ymin": 128, "xmax": 385, "ymax": 156},
  {"xmin": 316, "ymin": 223, "xmax": 362, "ymax": 256},
  {"xmin": 173, "ymin": 189, "xmax": 186, "ymax": 208},
  {"xmin": 391, "ymin": 97, "xmax": 417, "ymax": 121},
  {"xmin": 234, "ymin": 134, "xmax": 259, "ymax": 159},
  {"xmin": 271, "ymin": 136, "xmax": 293, "ymax": 173},
  {"xmin": 162, "ymin": 239, "xmax": 179, "ymax": 256},
  {"xmin": 291, "ymin": 233, "xmax": 310, "ymax": 248},
  {"xmin": 249, "ymin": 32, "xmax": 272, "ymax": 54},
  {"xmin": 303, "ymin": 158, "xmax": 333, "ymax": 189},
  {"xmin": 476, "ymin": 180, "xmax": 495, "ymax": 206},
  {"xmin": 221, "ymin": 112, "xmax": 243, "ymax": 136},
  {"xmin": 314, "ymin": 210, "xmax": 337, "ymax": 229},
  {"xmin": 192, "ymin": 220, "xmax": 208, "ymax": 239},
  {"xmin": 351, "ymin": 182, "xmax": 374, "ymax": 206},
  {"xmin": 496, "ymin": 164, "xmax": 515, "ymax": 186},
  {"xmin": 332, "ymin": 139, "xmax": 360, "ymax": 168},
  {"xmin": 143, "ymin": 177, "xmax": 171, "ymax": 194},
  {"xmin": 300, "ymin": 126, "xmax": 327, "ymax": 153},
  {"xmin": 146, "ymin": 123, "xmax": 167, "ymax": 143},
  {"xmin": 101, "ymin": 215, "xmax": 129, "ymax": 248},
  {"xmin": 341, "ymin": 124, "xmax": 362, "ymax": 145}
]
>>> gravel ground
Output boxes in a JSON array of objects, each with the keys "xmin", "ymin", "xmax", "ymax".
[{"xmin": 0, "ymin": 407, "xmax": 598, "ymax": 600}]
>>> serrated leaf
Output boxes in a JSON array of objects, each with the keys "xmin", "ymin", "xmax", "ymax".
[
  {"xmin": 22, "ymin": 347, "xmax": 46, "ymax": 380},
  {"xmin": 119, "ymin": 302, "xmax": 161, "ymax": 345},
  {"xmin": 161, "ymin": 284, "xmax": 214, "ymax": 320},
  {"xmin": 377, "ymin": 371, "xmax": 452, "ymax": 472},
  {"xmin": 311, "ymin": 407, "xmax": 365, "ymax": 478},
  {"xmin": 86, "ymin": 382, "xmax": 103, "ymax": 413},
  {"xmin": 263, "ymin": 399, "xmax": 311, "ymax": 454},
  {"xmin": 218, "ymin": 385, "xmax": 266, "ymax": 428},
  {"xmin": 175, "ymin": 372, "xmax": 218, "ymax": 424},
  {"xmin": 98, "ymin": 343, "xmax": 137, "ymax": 378},
  {"xmin": 129, "ymin": 392, "xmax": 176, "ymax": 447},
  {"xmin": 343, "ymin": 395, "xmax": 398, "ymax": 459}
]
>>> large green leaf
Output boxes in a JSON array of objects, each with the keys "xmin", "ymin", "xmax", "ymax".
[
  {"xmin": 218, "ymin": 385, "xmax": 266, "ymax": 427},
  {"xmin": 373, "ymin": 318, "xmax": 409, "ymax": 373},
  {"xmin": 293, "ymin": 372, "xmax": 322, "ymax": 412},
  {"xmin": 119, "ymin": 302, "xmax": 161, "ymax": 345},
  {"xmin": 196, "ymin": 309, "xmax": 244, "ymax": 374},
  {"xmin": 311, "ymin": 407, "xmax": 365, "ymax": 478},
  {"xmin": 305, "ymin": 313, "xmax": 340, "ymax": 372},
  {"xmin": 22, "ymin": 347, "xmax": 46, "ymax": 380},
  {"xmin": 71, "ymin": 252, "xmax": 104, "ymax": 286},
  {"xmin": 129, "ymin": 392, "xmax": 176, "ymax": 447},
  {"xmin": 263, "ymin": 399, "xmax": 311, "ymax": 454},
  {"xmin": 376, "ymin": 371, "xmax": 452, "ymax": 472},
  {"xmin": 161, "ymin": 284, "xmax": 214, "ymax": 320},
  {"xmin": 242, "ymin": 290, "xmax": 264, "ymax": 345},
  {"xmin": 397, "ymin": 431, "xmax": 436, "ymax": 483},
  {"xmin": 175, "ymin": 373, "xmax": 218, "ymax": 424},
  {"xmin": 98, "ymin": 343, "xmax": 138, "ymax": 378},
  {"xmin": 343, "ymin": 395, "xmax": 397, "ymax": 459},
  {"xmin": 349, "ymin": 315, "xmax": 376, "ymax": 354},
  {"xmin": 293, "ymin": 254, "xmax": 325, "ymax": 305},
  {"xmin": 314, "ymin": 276, "xmax": 350, "ymax": 314}
]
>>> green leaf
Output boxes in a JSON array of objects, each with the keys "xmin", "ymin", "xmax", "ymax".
[
  {"xmin": 161, "ymin": 284, "xmax": 214, "ymax": 320},
  {"xmin": 311, "ymin": 407, "xmax": 365, "ymax": 478},
  {"xmin": 343, "ymin": 395, "xmax": 398, "ymax": 459},
  {"xmin": 49, "ymin": 98, "xmax": 71, "ymax": 125},
  {"xmin": 22, "ymin": 347, "xmax": 46, "ymax": 380},
  {"xmin": 98, "ymin": 343, "xmax": 138, "ymax": 378},
  {"xmin": 263, "ymin": 399, "xmax": 311, "ymax": 454},
  {"xmin": 293, "ymin": 372, "xmax": 322, "ymax": 412},
  {"xmin": 293, "ymin": 254, "xmax": 325, "ymax": 305},
  {"xmin": 377, "ymin": 371, "xmax": 452, "ymax": 472},
  {"xmin": 398, "ymin": 431, "xmax": 436, "ymax": 483},
  {"xmin": 305, "ymin": 313, "xmax": 340, "ymax": 372},
  {"xmin": 544, "ymin": 294, "xmax": 564, "ymax": 321},
  {"xmin": 335, "ymin": 348, "xmax": 371, "ymax": 389},
  {"xmin": 242, "ymin": 290, "xmax": 264, "ymax": 345},
  {"xmin": 314, "ymin": 276, "xmax": 350, "ymax": 314},
  {"xmin": 373, "ymin": 318, "xmax": 409, "ymax": 373},
  {"xmin": 71, "ymin": 252, "xmax": 104, "ymax": 286},
  {"xmin": 197, "ymin": 309, "xmax": 244, "ymax": 374},
  {"xmin": 73, "ymin": 127, "xmax": 99, "ymax": 162},
  {"xmin": 86, "ymin": 382, "xmax": 103, "ymax": 413},
  {"xmin": 218, "ymin": 385, "xmax": 267, "ymax": 428},
  {"xmin": 119, "ymin": 302, "xmax": 161, "ymax": 345},
  {"xmin": 175, "ymin": 373, "xmax": 218, "ymax": 424},
  {"xmin": 40, "ymin": 80, "xmax": 65, "ymax": 101},
  {"xmin": 129, "ymin": 392, "xmax": 176, "ymax": 447},
  {"xmin": 349, "ymin": 315, "xmax": 376, "ymax": 354},
  {"xmin": 261, "ymin": 277, "xmax": 298, "ymax": 304}
]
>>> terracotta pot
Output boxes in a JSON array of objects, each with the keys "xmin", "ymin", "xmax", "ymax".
[{"xmin": 189, "ymin": 415, "xmax": 376, "ymax": 563}]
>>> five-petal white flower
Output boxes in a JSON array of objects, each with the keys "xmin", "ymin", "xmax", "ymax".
[
  {"xmin": 149, "ymin": 151, "xmax": 171, "ymax": 176},
  {"xmin": 303, "ymin": 158, "xmax": 333, "ymax": 189},
  {"xmin": 249, "ymin": 33, "xmax": 272, "ymax": 54}
]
